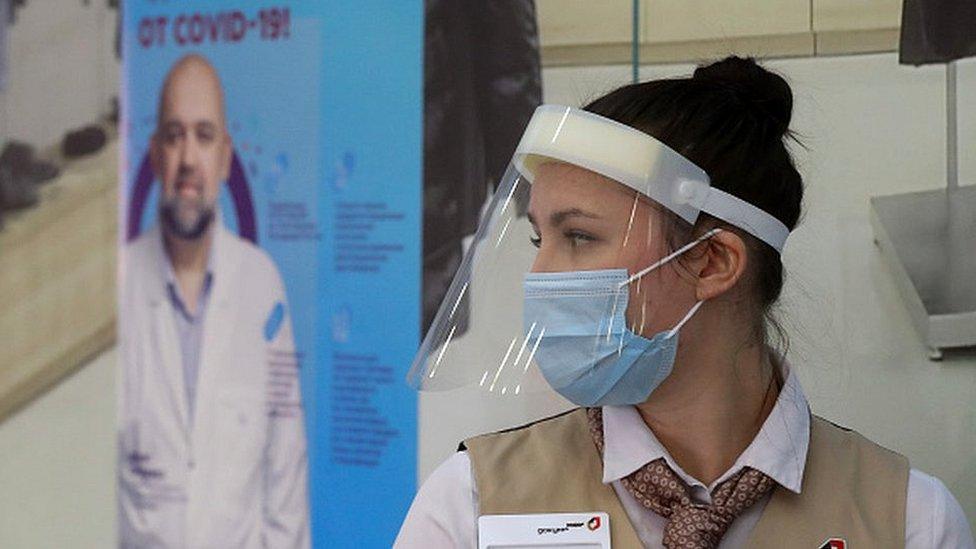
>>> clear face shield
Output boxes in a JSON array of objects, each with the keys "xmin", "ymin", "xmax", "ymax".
[{"xmin": 408, "ymin": 105, "xmax": 789, "ymax": 407}]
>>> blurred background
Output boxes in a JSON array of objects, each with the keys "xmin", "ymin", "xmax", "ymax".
[{"xmin": 1, "ymin": 1, "xmax": 974, "ymax": 547}]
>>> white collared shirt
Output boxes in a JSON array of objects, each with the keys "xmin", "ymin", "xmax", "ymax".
[{"xmin": 395, "ymin": 368, "xmax": 974, "ymax": 548}]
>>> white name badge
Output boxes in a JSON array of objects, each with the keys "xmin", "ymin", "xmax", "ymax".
[{"xmin": 478, "ymin": 512, "xmax": 611, "ymax": 549}]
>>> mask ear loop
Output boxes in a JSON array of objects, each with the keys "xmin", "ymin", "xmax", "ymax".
[
  {"xmin": 616, "ymin": 227, "xmax": 720, "ymax": 339},
  {"xmin": 666, "ymin": 300, "xmax": 703, "ymax": 339},
  {"xmin": 614, "ymin": 227, "xmax": 720, "ymax": 340},
  {"xmin": 618, "ymin": 227, "xmax": 723, "ymax": 288}
]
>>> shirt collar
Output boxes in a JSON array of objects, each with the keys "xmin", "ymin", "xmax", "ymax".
[
  {"xmin": 600, "ymin": 361, "xmax": 809, "ymax": 495},
  {"xmin": 163, "ymin": 239, "xmax": 216, "ymax": 321}
]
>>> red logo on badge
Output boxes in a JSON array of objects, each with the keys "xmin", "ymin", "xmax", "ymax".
[
  {"xmin": 819, "ymin": 539, "xmax": 846, "ymax": 549},
  {"xmin": 587, "ymin": 516, "xmax": 601, "ymax": 531}
]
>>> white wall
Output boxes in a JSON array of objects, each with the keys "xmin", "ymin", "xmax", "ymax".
[
  {"xmin": 0, "ymin": 0, "xmax": 119, "ymax": 149},
  {"xmin": 420, "ymin": 53, "xmax": 976, "ymax": 529},
  {"xmin": 0, "ymin": 349, "xmax": 115, "ymax": 548}
]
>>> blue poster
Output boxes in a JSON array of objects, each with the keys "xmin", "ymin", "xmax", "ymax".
[{"xmin": 119, "ymin": 2, "xmax": 421, "ymax": 547}]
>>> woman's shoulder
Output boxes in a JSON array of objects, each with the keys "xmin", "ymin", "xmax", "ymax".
[
  {"xmin": 427, "ymin": 450, "xmax": 476, "ymax": 494},
  {"xmin": 463, "ymin": 408, "xmax": 585, "ymax": 451},
  {"xmin": 811, "ymin": 415, "xmax": 908, "ymax": 467},
  {"xmin": 905, "ymin": 468, "xmax": 974, "ymax": 549},
  {"xmin": 395, "ymin": 451, "xmax": 478, "ymax": 549}
]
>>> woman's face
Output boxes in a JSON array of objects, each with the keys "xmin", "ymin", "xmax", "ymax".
[{"xmin": 527, "ymin": 161, "xmax": 700, "ymax": 337}]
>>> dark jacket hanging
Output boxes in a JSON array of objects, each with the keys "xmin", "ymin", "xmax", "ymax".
[
  {"xmin": 900, "ymin": 0, "xmax": 976, "ymax": 65},
  {"xmin": 422, "ymin": 0, "xmax": 541, "ymax": 332}
]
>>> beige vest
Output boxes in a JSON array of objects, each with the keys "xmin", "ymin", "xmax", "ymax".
[{"xmin": 465, "ymin": 408, "xmax": 908, "ymax": 548}]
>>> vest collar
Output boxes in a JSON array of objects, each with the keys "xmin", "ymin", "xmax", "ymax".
[{"xmin": 600, "ymin": 361, "xmax": 809, "ymax": 496}]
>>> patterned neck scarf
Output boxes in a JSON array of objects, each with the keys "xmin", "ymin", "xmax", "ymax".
[{"xmin": 586, "ymin": 407, "xmax": 777, "ymax": 548}]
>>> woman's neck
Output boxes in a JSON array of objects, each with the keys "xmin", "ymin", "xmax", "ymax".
[{"xmin": 634, "ymin": 329, "xmax": 779, "ymax": 486}]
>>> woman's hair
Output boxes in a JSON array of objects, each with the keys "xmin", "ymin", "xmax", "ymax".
[{"xmin": 583, "ymin": 55, "xmax": 804, "ymax": 350}]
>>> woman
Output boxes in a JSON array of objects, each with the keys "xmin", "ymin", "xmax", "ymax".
[{"xmin": 396, "ymin": 56, "xmax": 973, "ymax": 548}]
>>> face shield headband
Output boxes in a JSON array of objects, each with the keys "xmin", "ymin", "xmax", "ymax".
[{"xmin": 514, "ymin": 105, "xmax": 790, "ymax": 253}]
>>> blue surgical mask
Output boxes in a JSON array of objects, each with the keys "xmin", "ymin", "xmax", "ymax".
[{"xmin": 522, "ymin": 231, "xmax": 715, "ymax": 407}]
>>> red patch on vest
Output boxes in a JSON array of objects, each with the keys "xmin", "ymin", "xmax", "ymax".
[{"xmin": 819, "ymin": 539, "xmax": 846, "ymax": 549}]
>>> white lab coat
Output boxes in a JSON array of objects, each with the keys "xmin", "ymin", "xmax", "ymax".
[{"xmin": 118, "ymin": 224, "xmax": 310, "ymax": 548}]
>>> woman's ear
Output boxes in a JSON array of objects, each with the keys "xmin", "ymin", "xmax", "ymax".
[{"xmin": 695, "ymin": 230, "xmax": 748, "ymax": 301}]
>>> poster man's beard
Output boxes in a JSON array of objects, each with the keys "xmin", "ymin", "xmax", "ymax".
[{"xmin": 160, "ymin": 196, "xmax": 215, "ymax": 240}]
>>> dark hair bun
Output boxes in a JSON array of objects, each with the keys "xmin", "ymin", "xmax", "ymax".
[{"xmin": 693, "ymin": 56, "xmax": 793, "ymax": 137}]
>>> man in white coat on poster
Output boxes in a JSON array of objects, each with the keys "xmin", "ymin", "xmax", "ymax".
[{"xmin": 118, "ymin": 54, "xmax": 310, "ymax": 548}]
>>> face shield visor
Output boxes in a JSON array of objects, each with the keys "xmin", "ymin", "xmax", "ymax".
[{"xmin": 407, "ymin": 105, "xmax": 789, "ymax": 405}]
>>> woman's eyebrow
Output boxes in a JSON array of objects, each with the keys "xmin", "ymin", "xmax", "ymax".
[
  {"xmin": 526, "ymin": 208, "xmax": 601, "ymax": 227},
  {"xmin": 550, "ymin": 208, "xmax": 601, "ymax": 225}
]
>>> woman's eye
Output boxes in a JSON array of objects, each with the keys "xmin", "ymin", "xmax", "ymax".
[
  {"xmin": 566, "ymin": 231, "xmax": 595, "ymax": 246},
  {"xmin": 529, "ymin": 235, "xmax": 542, "ymax": 249}
]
